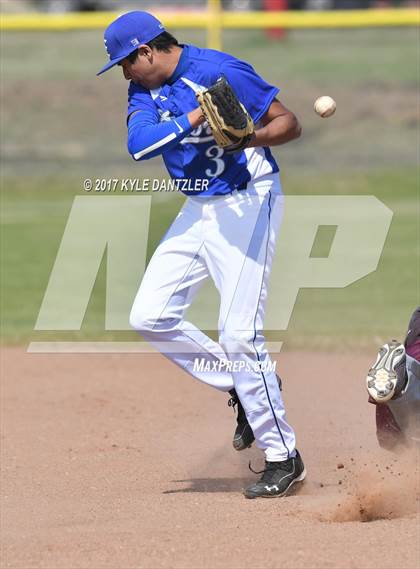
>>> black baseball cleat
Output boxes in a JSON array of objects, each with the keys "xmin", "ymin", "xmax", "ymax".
[
  {"xmin": 228, "ymin": 376, "xmax": 283, "ymax": 451},
  {"xmin": 244, "ymin": 450, "xmax": 306, "ymax": 499},
  {"xmin": 228, "ymin": 389, "xmax": 255, "ymax": 451}
]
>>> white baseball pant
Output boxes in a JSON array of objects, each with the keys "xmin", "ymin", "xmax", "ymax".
[{"xmin": 130, "ymin": 173, "xmax": 296, "ymax": 461}]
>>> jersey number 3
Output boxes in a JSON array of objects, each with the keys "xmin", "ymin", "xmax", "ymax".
[{"xmin": 205, "ymin": 145, "xmax": 225, "ymax": 178}]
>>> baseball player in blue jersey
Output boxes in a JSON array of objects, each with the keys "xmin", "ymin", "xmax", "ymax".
[{"xmin": 98, "ymin": 11, "xmax": 305, "ymax": 499}]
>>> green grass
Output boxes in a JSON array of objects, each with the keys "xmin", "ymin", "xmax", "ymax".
[
  {"xmin": 2, "ymin": 167, "xmax": 417, "ymax": 348},
  {"xmin": 1, "ymin": 28, "xmax": 419, "ymax": 348}
]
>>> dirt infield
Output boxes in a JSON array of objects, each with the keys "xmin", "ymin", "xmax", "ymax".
[{"xmin": 1, "ymin": 348, "xmax": 419, "ymax": 569}]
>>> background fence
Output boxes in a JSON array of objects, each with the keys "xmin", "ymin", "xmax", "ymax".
[{"xmin": 1, "ymin": 2, "xmax": 419, "ymax": 49}]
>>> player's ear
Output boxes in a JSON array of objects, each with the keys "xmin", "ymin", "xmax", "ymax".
[{"xmin": 138, "ymin": 45, "xmax": 153, "ymax": 60}]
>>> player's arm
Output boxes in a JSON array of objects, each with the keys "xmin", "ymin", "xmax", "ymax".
[
  {"xmin": 218, "ymin": 59, "xmax": 301, "ymax": 150},
  {"xmin": 247, "ymin": 98, "xmax": 301, "ymax": 148},
  {"xmin": 127, "ymin": 107, "xmax": 204, "ymax": 161}
]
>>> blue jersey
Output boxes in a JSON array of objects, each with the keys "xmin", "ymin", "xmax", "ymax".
[{"xmin": 127, "ymin": 44, "xmax": 280, "ymax": 196}]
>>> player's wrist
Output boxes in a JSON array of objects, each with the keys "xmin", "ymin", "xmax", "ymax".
[
  {"xmin": 246, "ymin": 132, "xmax": 257, "ymax": 149},
  {"xmin": 188, "ymin": 107, "xmax": 205, "ymax": 128}
]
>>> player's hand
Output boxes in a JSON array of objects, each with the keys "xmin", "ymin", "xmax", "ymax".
[{"xmin": 188, "ymin": 107, "xmax": 206, "ymax": 128}]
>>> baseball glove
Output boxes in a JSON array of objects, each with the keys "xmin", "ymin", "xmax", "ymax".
[{"xmin": 196, "ymin": 77, "xmax": 255, "ymax": 154}]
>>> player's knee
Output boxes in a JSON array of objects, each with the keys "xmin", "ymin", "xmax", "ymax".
[
  {"xmin": 129, "ymin": 299, "xmax": 159, "ymax": 332},
  {"xmin": 129, "ymin": 306, "xmax": 155, "ymax": 332},
  {"xmin": 219, "ymin": 328, "xmax": 254, "ymax": 355},
  {"xmin": 129, "ymin": 305, "xmax": 180, "ymax": 334}
]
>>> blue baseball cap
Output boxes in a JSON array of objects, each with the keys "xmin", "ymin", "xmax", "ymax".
[{"xmin": 97, "ymin": 11, "xmax": 165, "ymax": 76}]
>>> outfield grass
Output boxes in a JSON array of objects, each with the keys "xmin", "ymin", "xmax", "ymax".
[{"xmin": 1, "ymin": 28, "xmax": 418, "ymax": 348}]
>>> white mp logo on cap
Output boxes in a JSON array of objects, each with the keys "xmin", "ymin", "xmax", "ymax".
[{"xmin": 104, "ymin": 38, "xmax": 111, "ymax": 57}]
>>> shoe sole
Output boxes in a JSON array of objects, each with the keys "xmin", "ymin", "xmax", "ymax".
[
  {"xmin": 244, "ymin": 468, "xmax": 307, "ymax": 499},
  {"xmin": 366, "ymin": 341, "xmax": 405, "ymax": 403}
]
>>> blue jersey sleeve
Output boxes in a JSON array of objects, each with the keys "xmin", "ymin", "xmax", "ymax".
[
  {"xmin": 219, "ymin": 58, "xmax": 279, "ymax": 124},
  {"xmin": 126, "ymin": 82, "xmax": 195, "ymax": 161},
  {"xmin": 127, "ymin": 111, "xmax": 193, "ymax": 161},
  {"xmin": 127, "ymin": 82, "xmax": 158, "ymax": 121}
]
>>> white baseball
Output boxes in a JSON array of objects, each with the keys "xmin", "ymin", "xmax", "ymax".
[{"xmin": 314, "ymin": 96, "xmax": 336, "ymax": 118}]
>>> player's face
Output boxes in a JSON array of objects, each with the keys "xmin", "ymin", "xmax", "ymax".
[{"xmin": 118, "ymin": 47, "xmax": 161, "ymax": 89}]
